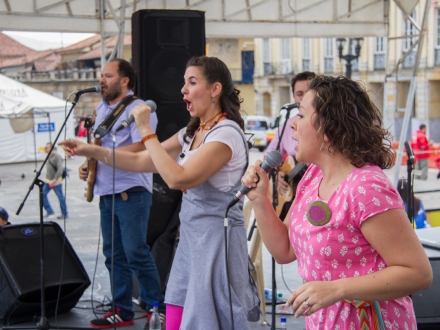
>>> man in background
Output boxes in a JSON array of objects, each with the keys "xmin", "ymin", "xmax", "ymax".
[
  {"xmin": 265, "ymin": 71, "xmax": 316, "ymax": 195},
  {"xmin": 0, "ymin": 207, "xmax": 10, "ymax": 226},
  {"xmin": 43, "ymin": 142, "xmax": 68, "ymax": 219},
  {"xmin": 411, "ymin": 124, "xmax": 432, "ymax": 180}
]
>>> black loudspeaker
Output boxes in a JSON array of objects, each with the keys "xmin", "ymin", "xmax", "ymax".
[
  {"xmin": 413, "ymin": 256, "xmax": 440, "ymax": 328},
  {"xmin": 0, "ymin": 222, "xmax": 90, "ymax": 325},
  {"xmin": 132, "ymin": 9, "xmax": 206, "ymax": 142}
]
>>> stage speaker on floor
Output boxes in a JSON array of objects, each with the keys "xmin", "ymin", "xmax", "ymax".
[
  {"xmin": 413, "ymin": 256, "xmax": 440, "ymax": 328},
  {"xmin": 0, "ymin": 222, "xmax": 90, "ymax": 325},
  {"xmin": 131, "ymin": 9, "xmax": 205, "ymax": 142}
]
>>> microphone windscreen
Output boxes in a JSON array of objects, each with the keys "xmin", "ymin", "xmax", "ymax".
[
  {"xmin": 145, "ymin": 100, "xmax": 157, "ymax": 113},
  {"xmin": 263, "ymin": 150, "xmax": 284, "ymax": 169}
]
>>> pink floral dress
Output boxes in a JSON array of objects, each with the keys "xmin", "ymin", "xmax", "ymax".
[{"xmin": 289, "ymin": 164, "xmax": 417, "ymax": 330}]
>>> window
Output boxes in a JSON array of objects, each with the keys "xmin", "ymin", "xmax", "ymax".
[
  {"xmin": 302, "ymin": 38, "xmax": 311, "ymax": 71},
  {"xmin": 263, "ymin": 38, "xmax": 272, "ymax": 75},
  {"xmin": 281, "ymin": 38, "xmax": 292, "ymax": 74},
  {"xmin": 324, "ymin": 38, "xmax": 334, "ymax": 73},
  {"xmin": 403, "ymin": 11, "xmax": 417, "ymax": 52},
  {"xmin": 374, "ymin": 37, "xmax": 386, "ymax": 70}
]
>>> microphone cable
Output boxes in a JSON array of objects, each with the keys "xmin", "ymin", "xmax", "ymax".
[
  {"xmin": 110, "ymin": 134, "xmax": 117, "ymax": 330},
  {"xmin": 224, "ymin": 205, "xmax": 235, "ymax": 330}
]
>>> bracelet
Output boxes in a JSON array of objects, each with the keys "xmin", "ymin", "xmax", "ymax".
[
  {"xmin": 103, "ymin": 148, "xmax": 112, "ymax": 164},
  {"xmin": 141, "ymin": 134, "xmax": 158, "ymax": 144}
]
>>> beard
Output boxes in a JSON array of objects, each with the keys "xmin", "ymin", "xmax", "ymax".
[{"xmin": 102, "ymin": 80, "xmax": 123, "ymax": 103}]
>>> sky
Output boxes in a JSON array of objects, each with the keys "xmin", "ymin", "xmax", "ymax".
[{"xmin": 2, "ymin": 31, "xmax": 96, "ymax": 51}]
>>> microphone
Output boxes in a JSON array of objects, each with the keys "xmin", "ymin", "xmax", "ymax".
[
  {"xmin": 404, "ymin": 141, "xmax": 414, "ymax": 162},
  {"xmin": 75, "ymin": 85, "xmax": 101, "ymax": 96},
  {"xmin": 116, "ymin": 100, "xmax": 157, "ymax": 132},
  {"xmin": 280, "ymin": 102, "xmax": 301, "ymax": 111},
  {"xmin": 228, "ymin": 150, "xmax": 283, "ymax": 208}
]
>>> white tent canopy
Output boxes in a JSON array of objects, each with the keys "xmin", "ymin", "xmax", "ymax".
[
  {"xmin": 0, "ymin": 0, "xmax": 390, "ymax": 38},
  {"xmin": 0, "ymin": 74, "xmax": 74, "ymax": 164}
]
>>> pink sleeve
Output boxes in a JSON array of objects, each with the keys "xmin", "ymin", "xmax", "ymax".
[{"xmin": 348, "ymin": 168, "xmax": 404, "ymax": 227}]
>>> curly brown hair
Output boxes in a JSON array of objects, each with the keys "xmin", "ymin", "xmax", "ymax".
[
  {"xmin": 308, "ymin": 75, "xmax": 394, "ymax": 169},
  {"xmin": 182, "ymin": 56, "xmax": 245, "ymax": 143}
]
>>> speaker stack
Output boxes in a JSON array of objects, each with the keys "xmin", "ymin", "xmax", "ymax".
[
  {"xmin": 0, "ymin": 222, "xmax": 90, "ymax": 325},
  {"xmin": 414, "ymin": 227, "xmax": 440, "ymax": 329},
  {"xmin": 131, "ymin": 9, "xmax": 205, "ymax": 142},
  {"xmin": 131, "ymin": 9, "xmax": 205, "ymax": 294}
]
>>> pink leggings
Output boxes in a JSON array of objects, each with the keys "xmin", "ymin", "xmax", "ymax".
[{"xmin": 166, "ymin": 304, "xmax": 184, "ymax": 330}]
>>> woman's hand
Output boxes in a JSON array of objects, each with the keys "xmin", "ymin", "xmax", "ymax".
[
  {"xmin": 58, "ymin": 139, "xmax": 92, "ymax": 158},
  {"xmin": 286, "ymin": 281, "xmax": 343, "ymax": 318},
  {"xmin": 130, "ymin": 102, "xmax": 154, "ymax": 136},
  {"xmin": 240, "ymin": 159, "xmax": 270, "ymax": 202}
]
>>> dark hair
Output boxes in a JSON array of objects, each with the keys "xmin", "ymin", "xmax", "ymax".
[
  {"xmin": 109, "ymin": 58, "xmax": 135, "ymax": 90},
  {"xmin": 290, "ymin": 71, "xmax": 316, "ymax": 92},
  {"xmin": 183, "ymin": 56, "xmax": 245, "ymax": 142},
  {"xmin": 420, "ymin": 124, "xmax": 426, "ymax": 130},
  {"xmin": 308, "ymin": 75, "xmax": 394, "ymax": 169},
  {"xmin": 397, "ymin": 179, "xmax": 421, "ymax": 215}
]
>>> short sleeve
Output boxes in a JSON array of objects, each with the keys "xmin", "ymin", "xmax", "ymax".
[{"xmin": 348, "ymin": 167, "xmax": 404, "ymax": 227}]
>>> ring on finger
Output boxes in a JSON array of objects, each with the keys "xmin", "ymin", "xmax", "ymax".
[{"xmin": 304, "ymin": 300, "xmax": 310, "ymax": 307}]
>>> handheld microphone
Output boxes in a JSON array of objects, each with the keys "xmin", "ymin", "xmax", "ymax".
[
  {"xmin": 75, "ymin": 85, "xmax": 102, "ymax": 96},
  {"xmin": 280, "ymin": 102, "xmax": 301, "ymax": 111},
  {"xmin": 404, "ymin": 141, "xmax": 415, "ymax": 162},
  {"xmin": 116, "ymin": 100, "xmax": 157, "ymax": 132},
  {"xmin": 228, "ymin": 150, "xmax": 283, "ymax": 209}
]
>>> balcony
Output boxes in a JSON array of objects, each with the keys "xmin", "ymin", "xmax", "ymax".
[
  {"xmin": 435, "ymin": 49, "xmax": 440, "ymax": 67},
  {"xmin": 374, "ymin": 54, "xmax": 386, "ymax": 70},
  {"xmin": 324, "ymin": 57, "xmax": 334, "ymax": 73},
  {"xmin": 6, "ymin": 68, "xmax": 100, "ymax": 82},
  {"xmin": 302, "ymin": 59, "xmax": 311, "ymax": 72},
  {"xmin": 263, "ymin": 61, "xmax": 294, "ymax": 76},
  {"xmin": 402, "ymin": 51, "xmax": 416, "ymax": 69}
]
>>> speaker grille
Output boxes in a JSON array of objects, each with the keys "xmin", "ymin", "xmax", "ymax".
[
  {"xmin": 0, "ymin": 223, "xmax": 89, "ymax": 303},
  {"xmin": 149, "ymin": 48, "xmax": 192, "ymax": 100}
]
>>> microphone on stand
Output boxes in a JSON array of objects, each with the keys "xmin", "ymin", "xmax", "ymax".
[
  {"xmin": 75, "ymin": 85, "xmax": 102, "ymax": 96},
  {"xmin": 228, "ymin": 150, "xmax": 283, "ymax": 209},
  {"xmin": 280, "ymin": 101, "xmax": 301, "ymax": 111},
  {"xmin": 116, "ymin": 100, "xmax": 157, "ymax": 132}
]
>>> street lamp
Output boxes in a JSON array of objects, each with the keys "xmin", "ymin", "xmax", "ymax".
[{"xmin": 335, "ymin": 37, "xmax": 364, "ymax": 79}]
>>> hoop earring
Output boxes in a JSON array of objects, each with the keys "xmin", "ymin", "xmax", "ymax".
[{"xmin": 320, "ymin": 141, "xmax": 334, "ymax": 157}]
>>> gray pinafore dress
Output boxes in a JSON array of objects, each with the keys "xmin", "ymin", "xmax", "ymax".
[{"xmin": 165, "ymin": 122, "xmax": 254, "ymax": 329}]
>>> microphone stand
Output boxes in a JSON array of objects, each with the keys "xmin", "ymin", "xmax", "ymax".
[
  {"xmin": 8, "ymin": 93, "xmax": 92, "ymax": 330},
  {"xmin": 406, "ymin": 150, "xmax": 415, "ymax": 227},
  {"xmin": 268, "ymin": 107, "xmax": 292, "ymax": 330}
]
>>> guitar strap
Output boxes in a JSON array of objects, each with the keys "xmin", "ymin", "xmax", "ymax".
[{"xmin": 93, "ymin": 95, "xmax": 138, "ymax": 139}]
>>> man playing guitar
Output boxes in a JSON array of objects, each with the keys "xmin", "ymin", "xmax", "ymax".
[{"xmin": 264, "ymin": 71, "xmax": 316, "ymax": 214}]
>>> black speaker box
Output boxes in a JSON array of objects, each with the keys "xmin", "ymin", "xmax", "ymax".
[
  {"xmin": 0, "ymin": 222, "xmax": 90, "ymax": 325},
  {"xmin": 132, "ymin": 9, "xmax": 206, "ymax": 142},
  {"xmin": 413, "ymin": 256, "xmax": 440, "ymax": 329}
]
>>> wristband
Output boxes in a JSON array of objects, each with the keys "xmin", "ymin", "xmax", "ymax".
[{"xmin": 141, "ymin": 134, "xmax": 158, "ymax": 144}]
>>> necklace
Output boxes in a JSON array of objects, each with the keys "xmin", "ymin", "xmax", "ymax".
[{"xmin": 199, "ymin": 112, "xmax": 226, "ymax": 130}]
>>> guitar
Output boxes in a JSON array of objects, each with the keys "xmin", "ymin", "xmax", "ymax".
[
  {"xmin": 273, "ymin": 156, "xmax": 307, "ymax": 220},
  {"xmin": 84, "ymin": 109, "xmax": 99, "ymax": 202}
]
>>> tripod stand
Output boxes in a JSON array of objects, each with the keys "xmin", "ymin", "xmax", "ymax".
[{"xmin": 5, "ymin": 93, "xmax": 92, "ymax": 330}]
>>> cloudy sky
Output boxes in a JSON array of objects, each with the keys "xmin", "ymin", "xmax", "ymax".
[{"xmin": 2, "ymin": 31, "xmax": 96, "ymax": 51}]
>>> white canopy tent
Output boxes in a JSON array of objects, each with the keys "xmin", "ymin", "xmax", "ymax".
[{"xmin": 0, "ymin": 74, "xmax": 74, "ymax": 164}]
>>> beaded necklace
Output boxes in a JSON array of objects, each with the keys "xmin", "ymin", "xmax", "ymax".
[{"xmin": 179, "ymin": 112, "xmax": 227, "ymax": 160}]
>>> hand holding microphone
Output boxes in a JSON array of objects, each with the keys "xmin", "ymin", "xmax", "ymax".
[
  {"xmin": 229, "ymin": 150, "xmax": 283, "ymax": 208},
  {"xmin": 116, "ymin": 100, "xmax": 157, "ymax": 131}
]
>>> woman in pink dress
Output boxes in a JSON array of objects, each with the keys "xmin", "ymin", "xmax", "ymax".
[{"xmin": 242, "ymin": 75, "xmax": 433, "ymax": 329}]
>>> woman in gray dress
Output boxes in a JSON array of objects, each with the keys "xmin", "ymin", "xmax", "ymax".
[{"xmin": 60, "ymin": 56, "xmax": 257, "ymax": 330}]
